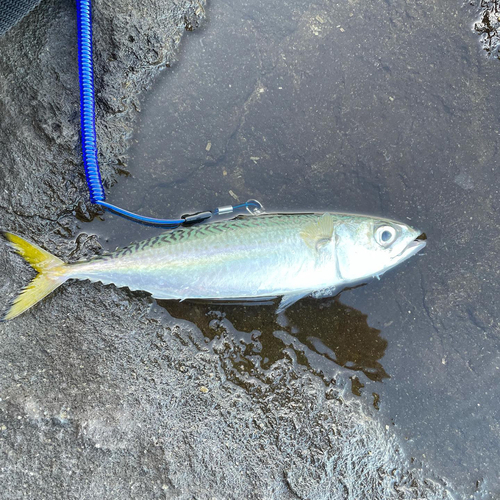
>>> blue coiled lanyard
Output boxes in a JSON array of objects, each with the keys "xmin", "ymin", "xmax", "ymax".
[{"xmin": 76, "ymin": 0, "xmax": 262, "ymax": 227}]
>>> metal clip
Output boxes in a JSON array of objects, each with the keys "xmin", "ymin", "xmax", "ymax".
[
  {"xmin": 182, "ymin": 211, "xmax": 213, "ymax": 224},
  {"xmin": 215, "ymin": 205, "xmax": 234, "ymax": 215},
  {"xmin": 245, "ymin": 199, "xmax": 264, "ymax": 215}
]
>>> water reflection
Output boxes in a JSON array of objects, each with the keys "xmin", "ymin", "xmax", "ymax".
[{"xmin": 160, "ymin": 292, "xmax": 389, "ymax": 391}]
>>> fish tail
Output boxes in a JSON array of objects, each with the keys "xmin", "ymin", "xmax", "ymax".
[{"xmin": 2, "ymin": 232, "xmax": 70, "ymax": 321}]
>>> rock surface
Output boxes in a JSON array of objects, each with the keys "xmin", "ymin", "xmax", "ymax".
[
  {"xmin": 0, "ymin": 0, "xmax": 486, "ymax": 498},
  {"xmin": 85, "ymin": 0, "xmax": 500, "ymax": 494}
]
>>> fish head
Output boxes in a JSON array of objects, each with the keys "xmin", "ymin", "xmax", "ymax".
[{"xmin": 335, "ymin": 215, "xmax": 426, "ymax": 282}]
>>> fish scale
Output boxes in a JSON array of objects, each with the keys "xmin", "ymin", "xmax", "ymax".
[{"xmin": 69, "ymin": 214, "xmax": 331, "ymax": 299}]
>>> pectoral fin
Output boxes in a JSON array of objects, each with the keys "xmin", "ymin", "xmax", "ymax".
[
  {"xmin": 300, "ymin": 214, "xmax": 335, "ymax": 251},
  {"xmin": 276, "ymin": 292, "xmax": 310, "ymax": 314}
]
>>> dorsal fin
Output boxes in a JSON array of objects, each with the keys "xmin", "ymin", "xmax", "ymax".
[{"xmin": 300, "ymin": 213, "xmax": 335, "ymax": 251}]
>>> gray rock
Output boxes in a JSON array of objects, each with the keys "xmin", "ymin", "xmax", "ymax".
[{"xmin": 0, "ymin": 0, "xmax": 458, "ymax": 498}]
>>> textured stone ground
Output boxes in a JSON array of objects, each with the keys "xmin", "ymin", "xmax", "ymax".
[{"xmin": 1, "ymin": 0, "xmax": 495, "ymax": 498}]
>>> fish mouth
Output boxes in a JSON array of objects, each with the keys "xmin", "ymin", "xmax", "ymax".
[
  {"xmin": 378, "ymin": 233, "xmax": 426, "ymax": 278},
  {"xmin": 398, "ymin": 233, "xmax": 426, "ymax": 260}
]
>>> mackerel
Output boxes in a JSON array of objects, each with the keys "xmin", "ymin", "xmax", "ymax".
[{"xmin": 2, "ymin": 213, "xmax": 425, "ymax": 320}]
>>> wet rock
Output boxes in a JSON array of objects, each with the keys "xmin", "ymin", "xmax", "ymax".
[
  {"xmin": 0, "ymin": 0, "xmax": 464, "ymax": 498},
  {"xmin": 0, "ymin": 0, "xmax": 204, "ymax": 240},
  {"xmin": 98, "ymin": 0, "xmax": 500, "ymax": 495},
  {"xmin": 0, "ymin": 298, "xmax": 452, "ymax": 499},
  {"xmin": 473, "ymin": 0, "xmax": 500, "ymax": 58}
]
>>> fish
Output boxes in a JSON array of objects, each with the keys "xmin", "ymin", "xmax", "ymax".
[{"xmin": 1, "ymin": 213, "xmax": 426, "ymax": 321}]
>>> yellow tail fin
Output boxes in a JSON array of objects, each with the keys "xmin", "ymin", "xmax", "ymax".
[{"xmin": 2, "ymin": 232, "xmax": 69, "ymax": 321}]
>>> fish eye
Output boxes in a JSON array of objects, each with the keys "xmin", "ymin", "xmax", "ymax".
[
  {"xmin": 375, "ymin": 225, "xmax": 397, "ymax": 247},
  {"xmin": 381, "ymin": 230, "xmax": 392, "ymax": 242}
]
